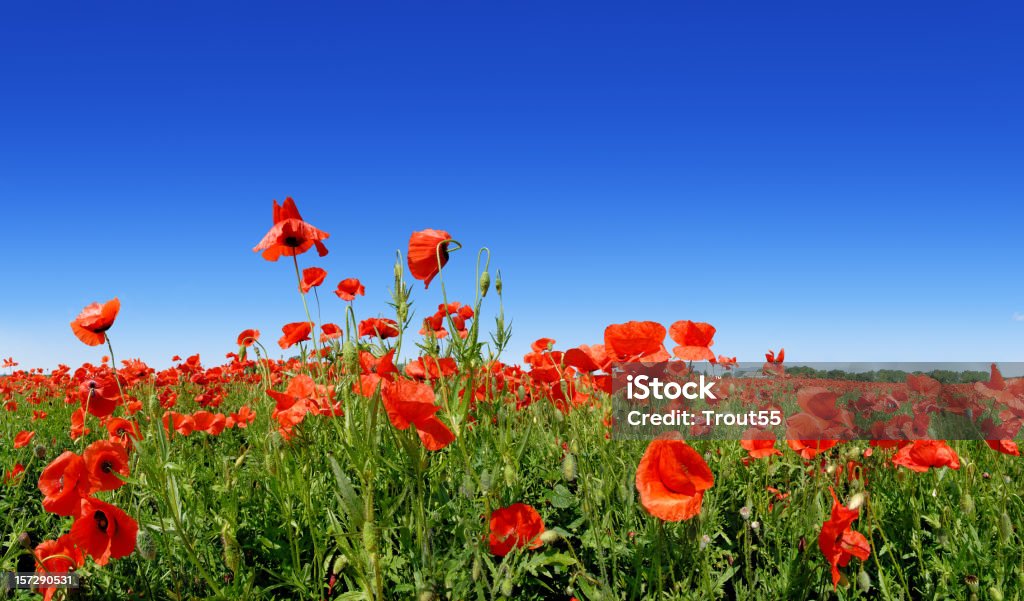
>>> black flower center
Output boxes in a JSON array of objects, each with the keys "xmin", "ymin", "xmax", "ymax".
[{"xmin": 94, "ymin": 510, "xmax": 109, "ymax": 533}]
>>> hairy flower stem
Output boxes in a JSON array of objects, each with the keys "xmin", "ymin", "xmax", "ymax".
[{"xmin": 292, "ymin": 254, "xmax": 321, "ymax": 375}]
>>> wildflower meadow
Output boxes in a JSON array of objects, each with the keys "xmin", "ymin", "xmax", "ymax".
[{"xmin": 2, "ymin": 198, "xmax": 1023, "ymax": 600}]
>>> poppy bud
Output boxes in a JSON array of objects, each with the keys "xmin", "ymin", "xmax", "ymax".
[
  {"xmin": 495, "ymin": 271, "xmax": 503, "ymax": 296},
  {"xmin": 540, "ymin": 529, "xmax": 560, "ymax": 544},
  {"xmin": 471, "ymin": 556, "xmax": 481, "ymax": 582},
  {"xmin": 847, "ymin": 492, "xmax": 867, "ymax": 511},
  {"xmin": 959, "ymin": 493, "xmax": 975, "ymax": 515},
  {"xmin": 739, "ymin": 506, "xmax": 751, "ymax": 520},
  {"xmin": 857, "ymin": 570, "xmax": 872, "ymax": 592},
  {"xmin": 797, "ymin": 536, "xmax": 806, "ymax": 553},
  {"xmin": 503, "ymin": 464, "xmax": 515, "ymax": 487},
  {"xmin": 562, "ymin": 453, "xmax": 577, "ymax": 482},
  {"xmin": 222, "ymin": 523, "xmax": 240, "ymax": 574},
  {"xmin": 999, "ymin": 512, "xmax": 1014, "ymax": 542},
  {"xmin": 989, "ymin": 586, "xmax": 1004, "ymax": 601},
  {"xmin": 363, "ymin": 522, "xmax": 378, "ymax": 554},
  {"xmin": 394, "ymin": 258, "xmax": 403, "ymax": 280},
  {"xmin": 33, "ymin": 444, "xmax": 47, "ymax": 460},
  {"xmin": 332, "ymin": 554, "xmax": 349, "ymax": 574},
  {"xmin": 479, "ymin": 271, "xmax": 491, "ymax": 297},
  {"xmin": 342, "ymin": 340, "xmax": 357, "ymax": 371},
  {"xmin": 479, "ymin": 469, "xmax": 493, "ymax": 494},
  {"xmin": 500, "ymin": 578, "xmax": 513, "ymax": 597},
  {"xmin": 461, "ymin": 473, "xmax": 476, "ymax": 499},
  {"xmin": 418, "ymin": 592, "xmax": 437, "ymax": 601},
  {"xmin": 17, "ymin": 532, "xmax": 32, "ymax": 550},
  {"xmin": 136, "ymin": 529, "xmax": 157, "ymax": 561}
]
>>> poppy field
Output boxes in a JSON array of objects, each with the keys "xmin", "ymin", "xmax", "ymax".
[{"xmin": 4, "ymin": 198, "xmax": 1024, "ymax": 601}]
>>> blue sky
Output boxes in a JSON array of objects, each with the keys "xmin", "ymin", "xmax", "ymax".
[{"xmin": 2, "ymin": 1, "xmax": 1022, "ymax": 371}]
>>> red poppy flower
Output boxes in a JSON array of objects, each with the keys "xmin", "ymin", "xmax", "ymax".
[
  {"xmin": 192, "ymin": 411, "xmax": 227, "ymax": 436},
  {"xmin": 892, "ymin": 440, "xmax": 960, "ymax": 472},
  {"xmin": 237, "ymin": 329, "xmax": 260, "ymax": 347},
  {"xmin": 4, "ymin": 463, "xmax": 25, "ymax": 484},
  {"xmin": 78, "ymin": 374, "xmax": 122, "ymax": 418},
  {"xmin": 335, "ymin": 278, "xmax": 366, "ymax": 301},
  {"xmin": 407, "ymin": 229, "xmax": 453, "ymax": 288},
  {"xmin": 987, "ymin": 439, "xmax": 1020, "ymax": 456},
  {"xmin": 405, "ymin": 356, "xmax": 458, "ymax": 380},
  {"xmin": 711, "ymin": 355, "xmax": 737, "ymax": 369},
  {"xmin": 162, "ymin": 411, "xmax": 195, "ymax": 436},
  {"xmin": 253, "ymin": 197, "xmax": 330, "ymax": 261},
  {"xmin": 69, "ymin": 497, "xmax": 138, "ymax": 566},
  {"xmin": 38, "ymin": 451, "xmax": 90, "ymax": 517},
  {"xmin": 380, "ymin": 378, "xmax": 455, "ymax": 451},
  {"xmin": 563, "ymin": 344, "xmax": 612, "ymax": 373},
  {"xmin": 83, "ymin": 440, "xmax": 130, "ymax": 492},
  {"xmin": 34, "ymin": 535, "xmax": 85, "ymax": 601},
  {"xmin": 489, "ymin": 503, "xmax": 545, "ymax": 556},
  {"xmin": 70, "ymin": 298, "xmax": 120, "ymax": 346},
  {"xmin": 278, "ymin": 322, "xmax": 312, "ymax": 349},
  {"xmin": 300, "ymin": 267, "xmax": 328, "ymax": 293},
  {"xmin": 668, "ymin": 320, "xmax": 716, "ymax": 361},
  {"xmin": 604, "ymin": 321, "xmax": 670, "ymax": 363},
  {"xmin": 819, "ymin": 487, "xmax": 870, "ymax": 588},
  {"xmin": 13, "ymin": 430, "xmax": 35, "ymax": 449},
  {"xmin": 358, "ymin": 318, "xmax": 400, "ymax": 339},
  {"xmin": 740, "ymin": 428, "xmax": 782, "ymax": 459},
  {"xmin": 381, "ymin": 379, "xmax": 443, "ymax": 430},
  {"xmin": 765, "ymin": 348, "xmax": 785, "ymax": 364},
  {"xmin": 320, "ymin": 323, "xmax": 342, "ymax": 342},
  {"xmin": 635, "ymin": 438, "xmax": 714, "ymax": 521},
  {"xmin": 106, "ymin": 418, "xmax": 142, "ymax": 452}
]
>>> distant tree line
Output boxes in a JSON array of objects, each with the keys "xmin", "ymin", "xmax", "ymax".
[{"xmin": 782, "ymin": 366, "xmax": 990, "ymax": 384}]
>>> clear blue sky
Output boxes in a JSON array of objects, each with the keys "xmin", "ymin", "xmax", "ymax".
[{"xmin": 2, "ymin": 1, "xmax": 1022, "ymax": 371}]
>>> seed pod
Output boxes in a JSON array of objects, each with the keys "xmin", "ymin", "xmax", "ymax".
[
  {"xmin": 562, "ymin": 453, "xmax": 577, "ymax": 482},
  {"xmin": 965, "ymin": 574, "xmax": 979, "ymax": 593},
  {"xmin": 17, "ymin": 532, "xmax": 32, "ymax": 550},
  {"xmin": 479, "ymin": 271, "xmax": 491, "ymax": 297},
  {"xmin": 33, "ymin": 445, "xmax": 47, "ymax": 460}
]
